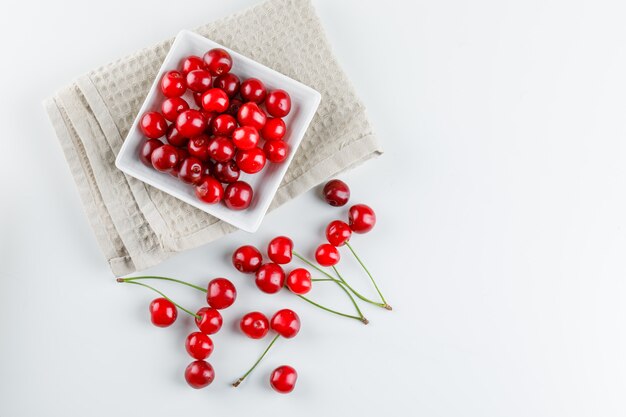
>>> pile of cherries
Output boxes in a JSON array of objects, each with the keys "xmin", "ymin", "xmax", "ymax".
[{"xmin": 138, "ymin": 47, "xmax": 292, "ymax": 210}]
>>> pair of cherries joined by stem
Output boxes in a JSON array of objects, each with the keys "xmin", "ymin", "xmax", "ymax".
[
  {"xmin": 138, "ymin": 47, "xmax": 293, "ymax": 211},
  {"xmin": 117, "ymin": 276, "xmax": 237, "ymax": 389},
  {"xmin": 233, "ymin": 309, "xmax": 300, "ymax": 393}
]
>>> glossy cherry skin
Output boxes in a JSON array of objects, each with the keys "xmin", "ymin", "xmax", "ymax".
[
  {"xmin": 240, "ymin": 78, "xmax": 267, "ymax": 103},
  {"xmin": 212, "ymin": 160, "xmax": 240, "ymax": 183},
  {"xmin": 185, "ymin": 331, "xmax": 214, "ymax": 360},
  {"xmin": 232, "ymin": 245, "xmax": 263, "ymax": 273},
  {"xmin": 237, "ymin": 102, "xmax": 266, "ymax": 130},
  {"xmin": 270, "ymin": 365, "xmax": 298, "ymax": 394},
  {"xmin": 270, "ymin": 309, "xmax": 300, "ymax": 338},
  {"xmin": 207, "ymin": 136, "xmax": 235, "ymax": 162},
  {"xmin": 193, "ymin": 91, "xmax": 203, "ymax": 107},
  {"xmin": 186, "ymin": 69, "xmax": 212, "ymax": 93},
  {"xmin": 139, "ymin": 139, "xmax": 162, "ymax": 166},
  {"xmin": 213, "ymin": 73, "xmax": 240, "ymax": 98},
  {"xmin": 232, "ymin": 126, "xmax": 260, "ymax": 150},
  {"xmin": 170, "ymin": 148, "xmax": 189, "ymax": 178},
  {"xmin": 326, "ymin": 220, "xmax": 352, "ymax": 246},
  {"xmin": 227, "ymin": 99, "xmax": 243, "ymax": 117},
  {"xmin": 235, "ymin": 148, "xmax": 266, "ymax": 174},
  {"xmin": 286, "ymin": 268, "xmax": 312, "ymax": 295},
  {"xmin": 264, "ymin": 140, "xmax": 289, "ymax": 163},
  {"xmin": 151, "ymin": 144, "xmax": 179, "ymax": 172},
  {"xmin": 161, "ymin": 97, "xmax": 189, "ymax": 122},
  {"xmin": 195, "ymin": 176, "xmax": 224, "ymax": 204},
  {"xmin": 348, "ymin": 204, "xmax": 376, "ymax": 233},
  {"xmin": 224, "ymin": 181, "xmax": 253, "ymax": 210},
  {"xmin": 210, "ymin": 114, "xmax": 237, "ymax": 137},
  {"xmin": 187, "ymin": 134, "xmax": 210, "ymax": 161},
  {"xmin": 323, "ymin": 179, "xmax": 350, "ymax": 207},
  {"xmin": 195, "ymin": 307, "xmax": 223, "ymax": 335},
  {"xmin": 267, "ymin": 236, "xmax": 293, "ymax": 264},
  {"xmin": 160, "ymin": 70, "xmax": 186, "ymax": 97},
  {"xmin": 184, "ymin": 360, "xmax": 215, "ymax": 389},
  {"xmin": 164, "ymin": 124, "xmax": 187, "ymax": 147},
  {"xmin": 265, "ymin": 89, "xmax": 291, "ymax": 117},
  {"xmin": 206, "ymin": 277, "xmax": 237, "ymax": 309},
  {"xmin": 201, "ymin": 88, "xmax": 229, "ymax": 113},
  {"xmin": 181, "ymin": 55, "xmax": 204, "ymax": 75},
  {"xmin": 176, "ymin": 109, "xmax": 207, "ymax": 138},
  {"xmin": 239, "ymin": 311, "xmax": 270, "ymax": 339},
  {"xmin": 261, "ymin": 118, "xmax": 286, "ymax": 141},
  {"xmin": 178, "ymin": 157, "xmax": 204, "ymax": 184},
  {"xmin": 315, "ymin": 243, "xmax": 340, "ymax": 267},
  {"xmin": 149, "ymin": 298, "xmax": 177, "ymax": 327},
  {"xmin": 255, "ymin": 263, "xmax": 286, "ymax": 294},
  {"xmin": 140, "ymin": 111, "xmax": 167, "ymax": 139},
  {"xmin": 203, "ymin": 48, "xmax": 233, "ymax": 76}
]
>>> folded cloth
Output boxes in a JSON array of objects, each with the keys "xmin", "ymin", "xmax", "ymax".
[{"xmin": 44, "ymin": 0, "xmax": 383, "ymax": 276}]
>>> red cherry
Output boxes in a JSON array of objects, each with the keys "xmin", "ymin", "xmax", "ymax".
[
  {"xmin": 195, "ymin": 307, "xmax": 223, "ymax": 335},
  {"xmin": 151, "ymin": 144, "xmax": 179, "ymax": 172},
  {"xmin": 203, "ymin": 48, "xmax": 233, "ymax": 76},
  {"xmin": 232, "ymin": 245, "xmax": 263, "ymax": 273},
  {"xmin": 237, "ymin": 102, "xmax": 266, "ymax": 130},
  {"xmin": 235, "ymin": 148, "xmax": 266, "ymax": 174},
  {"xmin": 323, "ymin": 179, "xmax": 350, "ymax": 207},
  {"xmin": 315, "ymin": 243, "xmax": 340, "ymax": 267},
  {"xmin": 326, "ymin": 220, "xmax": 352, "ymax": 246},
  {"xmin": 286, "ymin": 268, "xmax": 312, "ymax": 295},
  {"xmin": 195, "ymin": 176, "xmax": 224, "ymax": 204},
  {"xmin": 227, "ymin": 99, "xmax": 243, "ymax": 117},
  {"xmin": 139, "ymin": 139, "xmax": 162, "ymax": 166},
  {"xmin": 232, "ymin": 126, "xmax": 260, "ymax": 150},
  {"xmin": 160, "ymin": 70, "xmax": 186, "ymax": 97},
  {"xmin": 210, "ymin": 114, "xmax": 237, "ymax": 137},
  {"xmin": 201, "ymin": 111, "xmax": 217, "ymax": 130},
  {"xmin": 171, "ymin": 148, "xmax": 189, "ymax": 178},
  {"xmin": 184, "ymin": 360, "xmax": 215, "ymax": 389},
  {"xmin": 207, "ymin": 136, "xmax": 235, "ymax": 162},
  {"xmin": 213, "ymin": 73, "xmax": 241, "ymax": 98},
  {"xmin": 164, "ymin": 124, "xmax": 187, "ymax": 147},
  {"xmin": 348, "ymin": 204, "xmax": 376, "ymax": 233},
  {"xmin": 187, "ymin": 134, "xmax": 210, "ymax": 161},
  {"xmin": 161, "ymin": 97, "xmax": 189, "ymax": 122},
  {"xmin": 149, "ymin": 298, "xmax": 177, "ymax": 327},
  {"xmin": 177, "ymin": 157, "xmax": 204, "ymax": 184},
  {"xmin": 186, "ymin": 69, "xmax": 212, "ymax": 93},
  {"xmin": 139, "ymin": 111, "xmax": 167, "ymax": 139},
  {"xmin": 193, "ymin": 92, "xmax": 203, "ymax": 107},
  {"xmin": 265, "ymin": 89, "xmax": 291, "ymax": 117},
  {"xmin": 267, "ymin": 236, "xmax": 293, "ymax": 264},
  {"xmin": 181, "ymin": 55, "xmax": 204, "ymax": 75},
  {"xmin": 264, "ymin": 140, "xmax": 289, "ymax": 163},
  {"xmin": 270, "ymin": 309, "xmax": 300, "ymax": 338},
  {"xmin": 185, "ymin": 331, "xmax": 214, "ymax": 360},
  {"xmin": 206, "ymin": 278, "xmax": 236, "ymax": 309},
  {"xmin": 176, "ymin": 109, "xmax": 206, "ymax": 138},
  {"xmin": 261, "ymin": 118, "xmax": 286, "ymax": 141},
  {"xmin": 240, "ymin": 78, "xmax": 267, "ymax": 103},
  {"xmin": 224, "ymin": 181, "xmax": 253, "ymax": 210},
  {"xmin": 239, "ymin": 311, "xmax": 270, "ymax": 339},
  {"xmin": 201, "ymin": 88, "xmax": 229, "ymax": 113},
  {"xmin": 270, "ymin": 365, "xmax": 298, "ymax": 394},
  {"xmin": 255, "ymin": 263, "xmax": 286, "ymax": 294},
  {"xmin": 212, "ymin": 160, "xmax": 240, "ymax": 183}
]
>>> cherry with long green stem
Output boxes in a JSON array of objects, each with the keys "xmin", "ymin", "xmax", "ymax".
[
  {"xmin": 117, "ymin": 279, "xmax": 200, "ymax": 319},
  {"xmin": 345, "ymin": 241, "xmax": 390, "ymax": 309},
  {"xmin": 233, "ymin": 309, "xmax": 300, "ymax": 387},
  {"xmin": 296, "ymin": 293, "xmax": 368, "ymax": 324},
  {"xmin": 332, "ymin": 266, "xmax": 392, "ymax": 310}
]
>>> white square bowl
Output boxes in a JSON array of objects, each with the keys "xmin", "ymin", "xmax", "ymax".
[{"xmin": 115, "ymin": 30, "xmax": 321, "ymax": 232}]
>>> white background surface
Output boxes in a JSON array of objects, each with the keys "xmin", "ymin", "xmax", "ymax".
[{"xmin": 2, "ymin": 0, "xmax": 626, "ymax": 416}]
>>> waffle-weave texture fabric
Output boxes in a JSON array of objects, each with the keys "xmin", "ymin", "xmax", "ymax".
[{"xmin": 44, "ymin": 0, "xmax": 383, "ymax": 275}]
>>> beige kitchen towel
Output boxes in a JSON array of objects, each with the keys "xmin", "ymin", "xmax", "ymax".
[{"xmin": 44, "ymin": 0, "xmax": 382, "ymax": 276}]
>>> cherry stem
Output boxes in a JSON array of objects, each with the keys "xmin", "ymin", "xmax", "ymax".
[
  {"xmin": 331, "ymin": 266, "xmax": 388, "ymax": 309},
  {"xmin": 118, "ymin": 280, "xmax": 200, "ymax": 319},
  {"xmin": 117, "ymin": 276, "xmax": 207, "ymax": 293},
  {"xmin": 297, "ymin": 294, "xmax": 367, "ymax": 324},
  {"xmin": 344, "ymin": 242, "xmax": 391, "ymax": 310},
  {"xmin": 292, "ymin": 251, "xmax": 366, "ymax": 320},
  {"xmin": 232, "ymin": 334, "xmax": 280, "ymax": 387}
]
